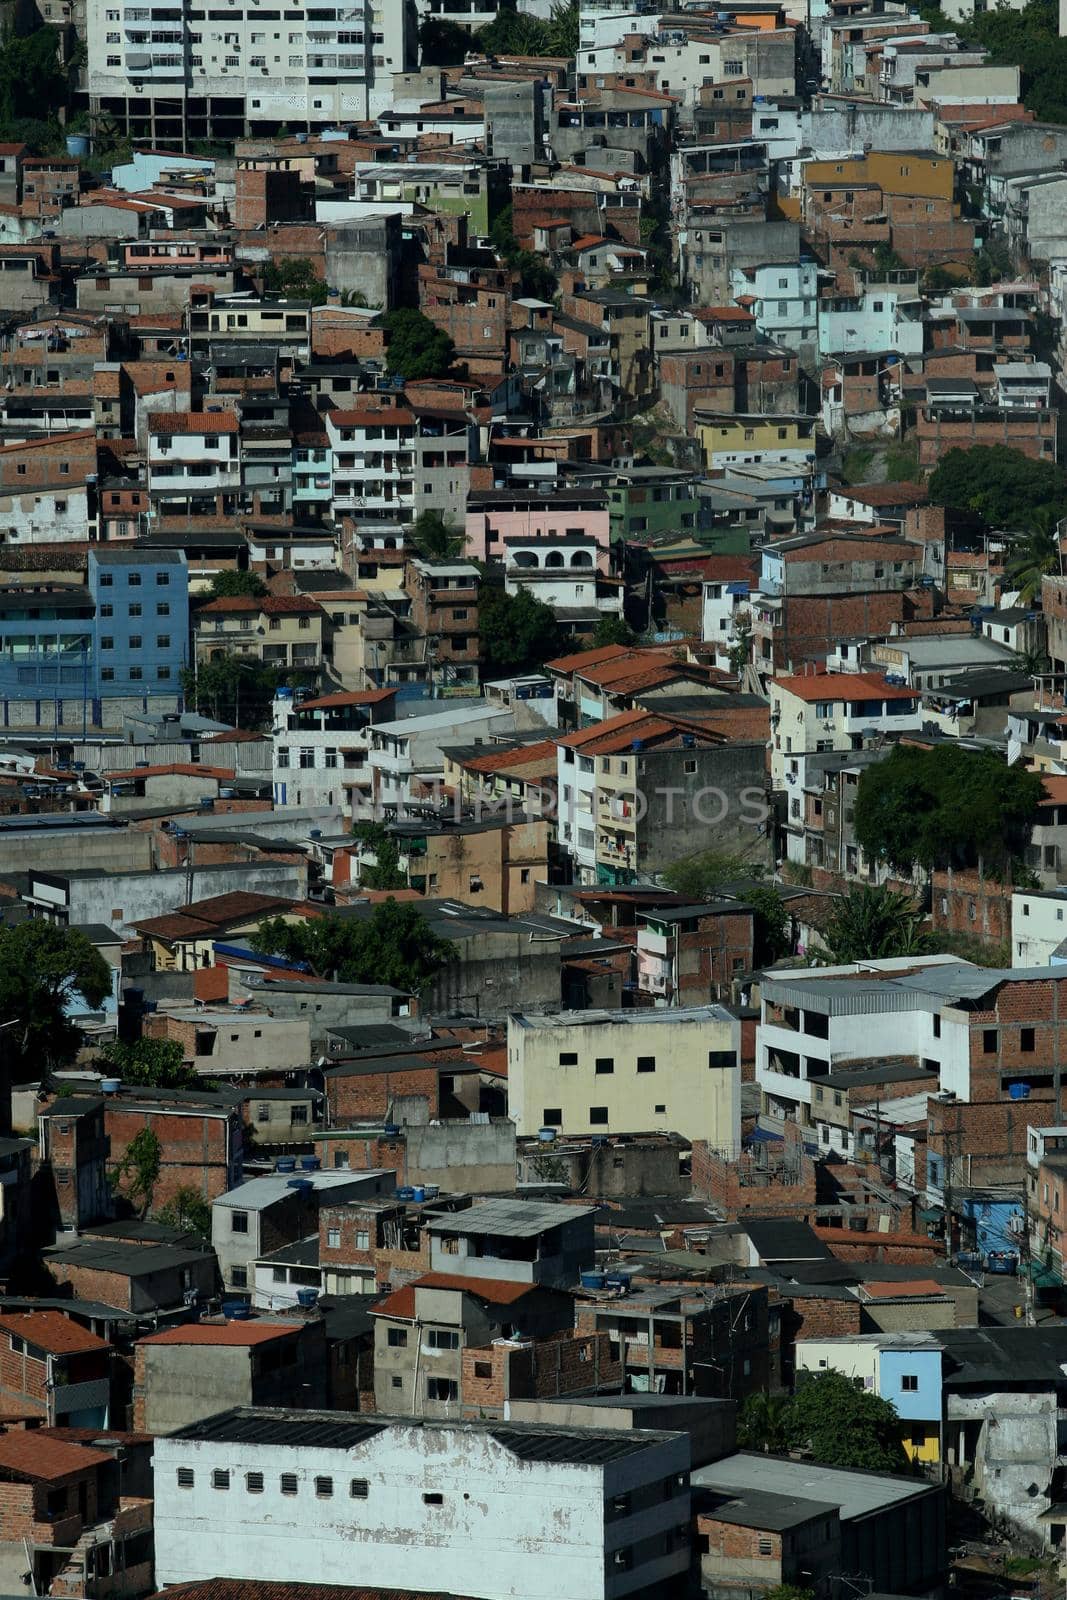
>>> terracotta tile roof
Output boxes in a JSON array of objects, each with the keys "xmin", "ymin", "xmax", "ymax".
[
  {"xmin": 0, "ymin": 1311, "xmax": 109, "ymax": 1356},
  {"xmin": 1041, "ymin": 777, "xmax": 1067, "ymax": 807},
  {"xmin": 837, "ymin": 481, "xmax": 929, "ymax": 508},
  {"xmin": 372, "ymin": 1273, "xmax": 542, "ymax": 1321},
  {"xmin": 557, "ymin": 707, "xmax": 718, "ymax": 755},
  {"xmin": 544, "ymin": 643, "xmax": 633, "ymax": 674},
  {"xmin": 0, "ymin": 1431, "xmax": 99, "ymax": 1482},
  {"xmin": 196, "ymin": 594, "xmax": 323, "ymax": 616},
  {"xmin": 296, "ymin": 689, "xmax": 396, "ymax": 711},
  {"xmin": 147, "ymin": 411, "xmax": 238, "ymax": 435},
  {"xmin": 106, "ymin": 763, "xmax": 235, "ymax": 782},
  {"xmin": 137, "ymin": 1320, "xmax": 299, "ymax": 1347},
  {"xmin": 328, "ymin": 408, "xmax": 415, "ymax": 429},
  {"xmin": 774, "ymin": 672, "xmax": 919, "ymax": 704},
  {"xmin": 462, "ymin": 738, "xmax": 558, "ymax": 774}
]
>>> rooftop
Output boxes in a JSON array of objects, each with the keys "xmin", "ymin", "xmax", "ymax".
[
  {"xmin": 694, "ymin": 1452, "xmax": 937, "ymax": 1518},
  {"xmin": 426, "ymin": 1198, "xmax": 598, "ymax": 1238}
]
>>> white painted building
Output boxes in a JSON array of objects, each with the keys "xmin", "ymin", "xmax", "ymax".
[
  {"xmin": 770, "ymin": 671, "xmax": 922, "ymax": 791},
  {"xmin": 153, "ymin": 1407, "xmax": 692, "ymax": 1600},
  {"xmin": 271, "ymin": 687, "xmax": 382, "ymax": 818},
  {"xmin": 368, "ymin": 701, "xmax": 515, "ymax": 815},
  {"xmin": 731, "ymin": 260, "xmax": 819, "ymax": 351},
  {"xmin": 87, "ymin": 0, "xmax": 412, "ymax": 144},
  {"xmin": 1011, "ymin": 887, "xmax": 1067, "ymax": 968}
]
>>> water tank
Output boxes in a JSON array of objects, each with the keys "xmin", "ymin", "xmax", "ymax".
[
  {"xmin": 66, "ymin": 133, "xmax": 89, "ymax": 159},
  {"xmin": 287, "ymin": 1177, "xmax": 313, "ymax": 1193},
  {"xmin": 422, "ymin": 1185, "xmax": 440, "ymax": 1200},
  {"xmin": 276, "ymin": 1156, "xmax": 297, "ymax": 1173},
  {"xmin": 199, "ymin": 796, "xmax": 214, "ymax": 811},
  {"xmin": 309, "ymin": 828, "xmax": 322, "ymax": 840},
  {"xmin": 537, "ymin": 1126, "xmax": 556, "ymax": 1143},
  {"xmin": 276, "ymin": 686, "xmax": 295, "ymax": 700},
  {"xmin": 1008, "ymin": 1081, "xmax": 1031, "ymax": 1100},
  {"xmin": 100, "ymin": 1078, "xmax": 121, "ymax": 1094},
  {"xmin": 604, "ymin": 1271, "xmax": 632, "ymax": 1293},
  {"xmin": 300, "ymin": 1155, "xmax": 321, "ymax": 1171},
  {"xmin": 296, "ymin": 1288, "xmax": 319, "ymax": 1308},
  {"xmin": 580, "ymin": 1271, "xmax": 606, "ymax": 1290},
  {"xmin": 396, "ymin": 1185, "xmax": 415, "ymax": 1201},
  {"xmin": 383, "ymin": 1122, "xmax": 401, "ymax": 1137},
  {"xmin": 411, "ymin": 1186, "xmax": 426, "ymax": 1203},
  {"xmin": 222, "ymin": 1298, "xmax": 250, "ymax": 1319},
  {"xmin": 631, "ymin": 739, "xmax": 643, "ymax": 753}
]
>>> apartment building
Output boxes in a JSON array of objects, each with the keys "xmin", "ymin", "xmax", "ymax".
[
  {"xmin": 192, "ymin": 593, "xmax": 325, "ymax": 674},
  {"xmin": 146, "ymin": 411, "xmax": 240, "ymax": 521},
  {"xmin": 86, "ymin": 0, "xmax": 413, "ymax": 146},
  {"xmin": 770, "ymin": 670, "xmax": 922, "ymax": 791},
  {"xmin": 271, "ymin": 686, "xmax": 396, "ymax": 816},
  {"xmin": 507, "ymin": 1007, "xmax": 741, "ymax": 1145},
  {"xmin": 153, "ymin": 1408, "xmax": 692, "ymax": 1599}
]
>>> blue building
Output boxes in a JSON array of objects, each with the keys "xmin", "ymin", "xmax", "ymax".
[
  {"xmin": 88, "ymin": 546, "xmax": 189, "ymax": 704},
  {"xmin": 0, "ymin": 548, "xmax": 188, "ymax": 729}
]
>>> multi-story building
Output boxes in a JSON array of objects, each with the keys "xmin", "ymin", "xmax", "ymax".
[
  {"xmin": 88, "ymin": 546, "xmax": 189, "ymax": 707},
  {"xmin": 154, "ymin": 1408, "xmax": 692, "ymax": 1599},
  {"xmin": 405, "ymin": 559, "xmax": 481, "ymax": 691},
  {"xmin": 86, "ymin": 0, "xmax": 413, "ymax": 145},
  {"xmin": 271, "ymin": 686, "xmax": 396, "ymax": 816},
  {"xmin": 192, "ymin": 593, "xmax": 325, "ymax": 675},
  {"xmin": 770, "ymin": 670, "xmax": 922, "ymax": 792},
  {"xmin": 146, "ymin": 411, "xmax": 241, "ymax": 522},
  {"xmin": 327, "ymin": 404, "xmax": 416, "ymax": 528},
  {"xmin": 508, "ymin": 1007, "xmax": 741, "ymax": 1145}
]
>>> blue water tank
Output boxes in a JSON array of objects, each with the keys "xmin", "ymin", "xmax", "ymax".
[
  {"xmin": 296, "ymin": 1288, "xmax": 319, "ymax": 1308},
  {"xmin": 383, "ymin": 1122, "xmax": 401, "ymax": 1137},
  {"xmin": 1008, "ymin": 1081, "xmax": 1031, "ymax": 1100},
  {"xmin": 580, "ymin": 1271, "xmax": 606, "ymax": 1290},
  {"xmin": 287, "ymin": 1177, "xmax": 313, "ymax": 1193},
  {"xmin": 411, "ymin": 1186, "xmax": 426, "ymax": 1203},
  {"xmin": 537, "ymin": 1127, "xmax": 556, "ymax": 1143},
  {"xmin": 396, "ymin": 1185, "xmax": 415, "ymax": 1200},
  {"xmin": 66, "ymin": 133, "xmax": 89, "ymax": 158},
  {"xmin": 276, "ymin": 1156, "xmax": 297, "ymax": 1173},
  {"xmin": 223, "ymin": 1301, "xmax": 252, "ymax": 1320},
  {"xmin": 605, "ymin": 1272, "xmax": 632, "ymax": 1293},
  {"xmin": 300, "ymin": 1155, "xmax": 321, "ymax": 1171}
]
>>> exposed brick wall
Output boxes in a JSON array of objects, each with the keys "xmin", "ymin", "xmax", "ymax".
[
  {"xmin": 813, "ymin": 1225, "xmax": 940, "ymax": 1264},
  {"xmin": 459, "ymin": 1329, "xmax": 621, "ymax": 1418},
  {"xmin": 931, "ymin": 865, "xmax": 1010, "ymax": 943},
  {"xmin": 325, "ymin": 1066, "xmax": 439, "ymax": 1124}
]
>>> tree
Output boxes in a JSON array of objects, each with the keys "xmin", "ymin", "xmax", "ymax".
[
  {"xmin": 157, "ymin": 1185, "xmax": 213, "ymax": 1237},
  {"xmin": 592, "ymin": 615, "xmax": 636, "ymax": 648},
  {"xmin": 262, "ymin": 256, "xmax": 328, "ymax": 307},
  {"xmin": 476, "ymin": 0, "xmax": 577, "ymax": 57},
  {"xmin": 97, "ymin": 1037, "xmax": 202, "ymax": 1090},
  {"xmin": 661, "ymin": 853, "xmax": 789, "ymax": 966},
  {"xmin": 814, "ymin": 884, "xmax": 927, "ymax": 964},
  {"xmin": 350, "ymin": 821, "xmax": 406, "ymax": 891},
  {"xmin": 0, "ymin": 27, "xmax": 68, "ymax": 127},
  {"xmin": 181, "ymin": 653, "xmax": 290, "ymax": 729},
  {"xmin": 419, "ymin": 16, "xmax": 473, "ymax": 64},
  {"xmin": 928, "ymin": 445, "xmax": 1066, "ymax": 527},
  {"xmin": 854, "ymin": 742, "xmax": 1044, "ymax": 876},
  {"xmin": 110, "ymin": 1127, "xmax": 162, "ymax": 1218},
  {"xmin": 479, "ymin": 586, "xmax": 564, "ymax": 678},
  {"xmin": 786, "ymin": 1371, "xmax": 910, "ymax": 1473},
  {"xmin": 0, "ymin": 922, "xmax": 110, "ymax": 1074},
  {"xmin": 737, "ymin": 1391, "xmax": 791, "ymax": 1453},
  {"xmin": 382, "ymin": 309, "xmax": 455, "ymax": 381},
  {"xmin": 1005, "ymin": 507, "xmax": 1061, "ymax": 604},
  {"xmin": 489, "ymin": 204, "xmax": 559, "ymax": 300},
  {"xmin": 208, "ymin": 570, "xmax": 267, "ymax": 601},
  {"xmin": 253, "ymin": 901, "xmax": 457, "ymax": 993},
  {"xmin": 409, "ymin": 510, "xmax": 466, "ymax": 560}
]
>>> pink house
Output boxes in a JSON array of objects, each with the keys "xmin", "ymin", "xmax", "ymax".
[{"xmin": 465, "ymin": 486, "xmax": 611, "ymax": 570}]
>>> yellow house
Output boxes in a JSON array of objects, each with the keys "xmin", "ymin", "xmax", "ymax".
[
  {"xmin": 193, "ymin": 594, "xmax": 325, "ymax": 672},
  {"xmin": 803, "ymin": 150, "xmax": 954, "ymax": 202},
  {"xmin": 507, "ymin": 1006, "xmax": 741, "ymax": 1144},
  {"xmin": 694, "ymin": 410, "xmax": 817, "ymax": 470}
]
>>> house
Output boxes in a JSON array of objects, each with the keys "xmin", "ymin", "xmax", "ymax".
[
  {"xmin": 133, "ymin": 1315, "xmax": 328, "ymax": 1433},
  {"xmin": 0, "ymin": 1310, "xmax": 112, "ymax": 1428},
  {"xmin": 212, "ymin": 1169, "xmax": 395, "ymax": 1294},
  {"xmin": 424, "ymin": 1200, "xmax": 598, "ymax": 1290},
  {"xmin": 507, "ymin": 1007, "xmax": 741, "ymax": 1146},
  {"xmin": 770, "ymin": 671, "xmax": 922, "ymax": 791},
  {"xmin": 43, "ymin": 1237, "xmax": 219, "ymax": 1315},
  {"xmin": 152, "ymin": 1407, "xmax": 692, "ymax": 1597}
]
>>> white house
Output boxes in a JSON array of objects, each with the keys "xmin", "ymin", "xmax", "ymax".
[
  {"xmin": 770, "ymin": 671, "xmax": 922, "ymax": 791},
  {"xmin": 731, "ymin": 260, "xmax": 819, "ymax": 350},
  {"xmin": 153, "ymin": 1408, "xmax": 692, "ymax": 1600},
  {"xmin": 368, "ymin": 701, "xmax": 515, "ymax": 816}
]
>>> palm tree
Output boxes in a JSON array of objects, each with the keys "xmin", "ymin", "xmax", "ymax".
[
  {"xmin": 408, "ymin": 510, "xmax": 466, "ymax": 560},
  {"xmin": 1004, "ymin": 507, "xmax": 1061, "ymax": 606},
  {"xmin": 737, "ymin": 1392, "xmax": 792, "ymax": 1453},
  {"xmin": 814, "ymin": 884, "xmax": 927, "ymax": 964}
]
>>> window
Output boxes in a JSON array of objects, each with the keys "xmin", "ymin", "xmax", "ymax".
[
  {"xmin": 157, "ymin": 602, "xmax": 170, "ymax": 616},
  {"xmin": 128, "ymin": 604, "xmax": 142, "ymax": 618},
  {"xmin": 176, "ymin": 1468, "xmax": 194, "ymax": 1489},
  {"xmin": 128, "ymin": 573, "xmax": 141, "ymax": 586},
  {"xmin": 99, "ymin": 572, "xmax": 113, "ymax": 587},
  {"xmin": 542, "ymin": 1108, "xmax": 562, "ymax": 1126},
  {"xmin": 708, "ymin": 1051, "xmax": 735, "ymax": 1069},
  {"xmin": 231, "ymin": 1266, "xmax": 247, "ymax": 1288},
  {"xmin": 299, "ymin": 748, "xmax": 315, "ymax": 769},
  {"xmin": 327, "ymin": 1228, "xmax": 341, "ymax": 1248},
  {"xmin": 595, "ymin": 1057, "xmax": 614, "ymax": 1075},
  {"xmin": 427, "ymin": 1328, "xmax": 459, "ymax": 1350},
  {"xmin": 315, "ymin": 1477, "xmax": 333, "ymax": 1498},
  {"xmin": 983, "ymin": 1029, "xmax": 998, "ymax": 1054},
  {"xmin": 231, "ymin": 1210, "xmax": 248, "ymax": 1233},
  {"xmin": 212, "ymin": 1469, "xmax": 230, "ymax": 1490},
  {"xmin": 280, "ymin": 1474, "xmax": 298, "ymax": 1496},
  {"xmin": 589, "ymin": 1107, "xmax": 609, "ymax": 1125},
  {"xmin": 130, "ymin": 667, "xmax": 142, "ymax": 682},
  {"xmin": 129, "ymin": 635, "xmax": 142, "ymax": 650},
  {"xmin": 559, "ymin": 1052, "xmax": 578, "ymax": 1066},
  {"xmin": 901, "ymin": 1374, "xmax": 919, "ymax": 1392},
  {"xmin": 758, "ymin": 1538, "xmax": 774, "ymax": 1556},
  {"xmin": 387, "ymin": 1327, "xmax": 408, "ymax": 1347},
  {"xmin": 100, "ymin": 637, "xmax": 114, "ymax": 652},
  {"xmin": 350, "ymin": 1479, "xmax": 369, "ymax": 1498},
  {"xmin": 1022, "ymin": 1027, "xmax": 1035, "ymax": 1052},
  {"xmin": 933, "ymin": 1015, "xmax": 941, "ymax": 1039},
  {"xmin": 636, "ymin": 1056, "xmax": 656, "ymax": 1074},
  {"xmin": 423, "ymin": 1491, "xmax": 445, "ymax": 1503}
]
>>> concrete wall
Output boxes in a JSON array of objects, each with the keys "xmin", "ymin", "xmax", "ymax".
[
  {"xmin": 403, "ymin": 1120, "xmax": 516, "ymax": 1192},
  {"xmin": 0, "ymin": 825, "xmax": 152, "ymax": 878},
  {"xmin": 62, "ymin": 861, "xmax": 308, "ymax": 935}
]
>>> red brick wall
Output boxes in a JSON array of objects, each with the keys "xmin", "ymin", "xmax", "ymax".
[
  {"xmin": 459, "ymin": 1328, "xmax": 621, "ymax": 1417},
  {"xmin": 105, "ymin": 1102, "xmax": 236, "ymax": 1210},
  {"xmin": 325, "ymin": 1066, "xmax": 439, "ymax": 1124},
  {"xmin": 931, "ymin": 865, "xmax": 1011, "ymax": 943}
]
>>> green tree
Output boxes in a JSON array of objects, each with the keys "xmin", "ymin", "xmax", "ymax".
[
  {"xmin": 262, "ymin": 256, "xmax": 328, "ymax": 306},
  {"xmin": 854, "ymin": 742, "xmax": 1044, "ymax": 876},
  {"xmin": 591, "ymin": 615, "xmax": 636, "ymax": 648},
  {"xmin": 476, "ymin": 0, "xmax": 577, "ymax": 57},
  {"xmin": 419, "ymin": 16, "xmax": 474, "ymax": 64},
  {"xmin": 737, "ymin": 1391, "xmax": 791, "ymax": 1452},
  {"xmin": 0, "ymin": 27, "xmax": 68, "ymax": 126},
  {"xmin": 382, "ymin": 308, "xmax": 455, "ymax": 380},
  {"xmin": 253, "ymin": 901, "xmax": 457, "ymax": 993},
  {"xmin": 661, "ymin": 853, "xmax": 788, "ymax": 966},
  {"xmin": 814, "ymin": 884, "xmax": 927, "ymax": 964},
  {"xmin": 479, "ymin": 586, "xmax": 564, "ymax": 678},
  {"xmin": 350, "ymin": 821, "xmax": 406, "ymax": 891},
  {"xmin": 787, "ymin": 1370, "xmax": 910, "ymax": 1472},
  {"xmin": 409, "ymin": 510, "xmax": 466, "ymax": 559},
  {"xmin": 928, "ymin": 444, "xmax": 1065, "ymax": 526},
  {"xmin": 97, "ymin": 1037, "xmax": 202, "ymax": 1089},
  {"xmin": 545, "ymin": 0, "xmax": 578, "ymax": 56},
  {"xmin": 181, "ymin": 653, "xmax": 289, "ymax": 729},
  {"xmin": 110, "ymin": 1127, "xmax": 162, "ymax": 1218},
  {"xmin": 1005, "ymin": 507, "xmax": 1060, "ymax": 604},
  {"xmin": 0, "ymin": 922, "xmax": 110, "ymax": 1073},
  {"xmin": 208, "ymin": 570, "xmax": 267, "ymax": 600},
  {"xmin": 157, "ymin": 1185, "xmax": 213, "ymax": 1236}
]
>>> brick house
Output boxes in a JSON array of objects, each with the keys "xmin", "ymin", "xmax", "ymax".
[
  {"xmin": 574, "ymin": 1282, "xmax": 771, "ymax": 1400},
  {"xmin": 44, "ymin": 1238, "xmax": 219, "ymax": 1315},
  {"xmin": 0, "ymin": 1312, "xmax": 111, "ymax": 1428}
]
